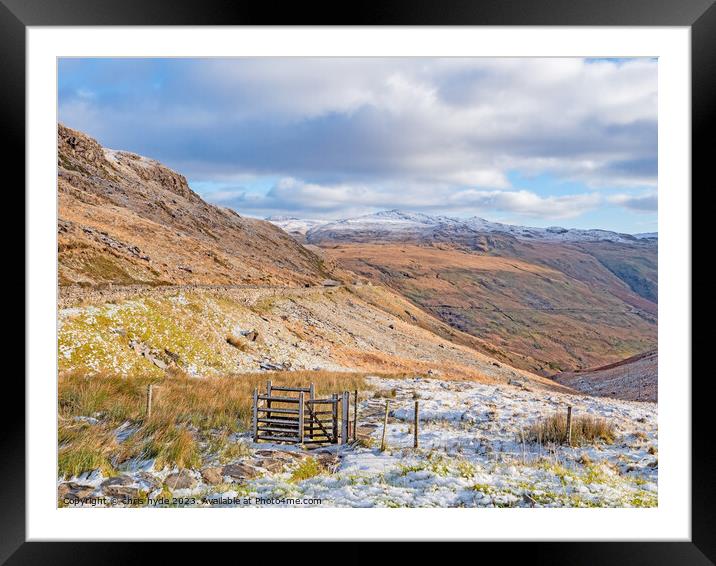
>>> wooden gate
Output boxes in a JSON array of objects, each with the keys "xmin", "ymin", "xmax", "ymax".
[{"xmin": 252, "ymin": 381, "xmax": 350, "ymax": 445}]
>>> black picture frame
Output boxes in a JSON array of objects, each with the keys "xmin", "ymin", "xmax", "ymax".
[{"xmin": 7, "ymin": 0, "xmax": 710, "ymax": 562}]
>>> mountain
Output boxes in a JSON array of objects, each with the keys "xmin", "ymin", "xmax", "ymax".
[
  {"xmin": 552, "ymin": 350, "xmax": 657, "ymax": 402},
  {"xmin": 270, "ymin": 209, "xmax": 657, "ymax": 245},
  {"xmin": 270, "ymin": 210, "xmax": 658, "ymax": 375},
  {"xmin": 59, "ymin": 125, "xmax": 566, "ymax": 388},
  {"xmin": 58, "ymin": 124, "xmax": 330, "ymax": 287},
  {"xmin": 265, "ymin": 216, "xmax": 328, "ymax": 241}
]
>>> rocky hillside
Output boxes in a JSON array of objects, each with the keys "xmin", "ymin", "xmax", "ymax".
[
  {"xmin": 58, "ymin": 124, "xmax": 330, "ymax": 287},
  {"xmin": 552, "ymin": 350, "xmax": 657, "ymax": 402},
  {"xmin": 58, "ymin": 283, "xmax": 570, "ymax": 393}
]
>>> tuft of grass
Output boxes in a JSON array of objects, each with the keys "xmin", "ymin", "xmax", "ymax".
[
  {"xmin": 373, "ymin": 388, "xmax": 397, "ymax": 399},
  {"xmin": 456, "ymin": 460, "xmax": 476, "ymax": 479},
  {"xmin": 289, "ymin": 458, "xmax": 323, "ymax": 482},
  {"xmin": 149, "ymin": 428, "xmax": 201, "ymax": 470},
  {"xmin": 58, "ymin": 425, "xmax": 117, "ymax": 478},
  {"xmin": 524, "ymin": 411, "xmax": 616, "ymax": 446}
]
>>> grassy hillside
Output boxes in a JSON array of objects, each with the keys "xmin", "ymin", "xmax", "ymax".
[{"xmin": 325, "ymin": 244, "xmax": 657, "ymax": 374}]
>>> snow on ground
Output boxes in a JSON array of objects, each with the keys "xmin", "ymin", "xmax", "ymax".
[{"xmin": 59, "ymin": 376, "xmax": 657, "ymax": 508}]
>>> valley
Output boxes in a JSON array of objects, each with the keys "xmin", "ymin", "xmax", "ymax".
[{"xmin": 56, "ymin": 125, "xmax": 657, "ymax": 508}]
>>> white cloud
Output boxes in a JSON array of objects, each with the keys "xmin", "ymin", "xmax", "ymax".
[
  {"xmin": 60, "ymin": 57, "xmax": 658, "ymax": 223},
  {"xmin": 205, "ymin": 177, "xmax": 602, "ymax": 220}
]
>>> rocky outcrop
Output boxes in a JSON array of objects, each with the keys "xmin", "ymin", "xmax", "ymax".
[{"xmin": 58, "ymin": 124, "xmax": 331, "ymax": 287}]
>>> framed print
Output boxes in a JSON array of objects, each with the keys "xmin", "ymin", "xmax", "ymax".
[{"xmin": 9, "ymin": 0, "xmax": 712, "ymax": 562}]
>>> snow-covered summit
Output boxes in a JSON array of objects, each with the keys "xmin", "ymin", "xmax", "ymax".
[
  {"xmin": 268, "ymin": 210, "xmax": 657, "ymax": 244},
  {"xmin": 267, "ymin": 216, "xmax": 328, "ymax": 236}
]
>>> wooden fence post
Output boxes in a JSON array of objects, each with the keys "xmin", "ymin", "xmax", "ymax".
[
  {"xmin": 566, "ymin": 406, "xmax": 573, "ymax": 446},
  {"xmin": 380, "ymin": 400, "xmax": 390, "ymax": 452},
  {"xmin": 252, "ymin": 387, "xmax": 258, "ymax": 442},
  {"xmin": 341, "ymin": 391, "xmax": 350, "ymax": 444},
  {"xmin": 353, "ymin": 390, "xmax": 358, "ymax": 442},
  {"xmin": 145, "ymin": 384, "xmax": 153, "ymax": 420},
  {"xmin": 298, "ymin": 391, "xmax": 305, "ymax": 444},
  {"xmin": 414, "ymin": 400, "xmax": 419, "ymax": 448}
]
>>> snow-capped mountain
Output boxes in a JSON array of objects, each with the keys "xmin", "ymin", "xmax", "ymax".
[
  {"xmin": 266, "ymin": 216, "xmax": 329, "ymax": 237},
  {"xmin": 268, "ymin": 210, "xmax": 657, "ymax": 245}
]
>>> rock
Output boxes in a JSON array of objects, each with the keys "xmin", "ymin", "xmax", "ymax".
[
  {"xmin": 315, "ymin": 453, "xmax": 340, "ymax": 472},
  {"xmin": 73, "ymin": 415, "xmax": 99, "ymax": 425},
  {"xmin": 148, "ymin": 355, "xmax": 168, "ymax": 370},
  {"xmin": 103, "ymin": 485, "xmax": 141, "ymax": 499},
  {"xmin": 201, "ymin": 467, "xmax": 224, "ymax": 485},
  {"xmin": 239, "ymin": 329, "xmax": 259, "ymax": 342},
  {"xmin": 165, "ymin": 470, "xmax": 197, "ymax": 490},
  {"xmin": 322, "ymin": 279, "xmax": 341, "ymax": 287},
  {"xmin": 255, "ymin": 458, "xmax": 285, "ymax": 473},
  {"xmin": 222, "ymin": 463, "xmax": 261, "ymax": 481},
  {"xmin": 135, "ymin": 472, "xmax": 162, "ymax": 491},
  {"xmin": 388, "ymin": 324, "xmax": 395, "ymax": 329},
  {"xmin": 58, "ymin": 482, "xmax": 96, "ymax": 501},
  {"xmin": 101, "ymin": 475, "xmax": 134, "ymax": 488},
  {"xmin": 164, "ymin": 348, "xmax": 181, "ymax": 363},
  {"xmin": 259, "ymin": 360, "xmax": 289, "ymax": 371}
]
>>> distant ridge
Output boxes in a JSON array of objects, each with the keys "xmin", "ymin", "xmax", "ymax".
[{"xmin": 269, "ymin": 209, "xmax": 657, "ymax": 244}]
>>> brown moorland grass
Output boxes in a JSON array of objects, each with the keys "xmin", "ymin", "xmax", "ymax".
[
  {"xmin": 57, "ymin": 370, "xmax": 381, "ymax": 478},
  {"xmin": 524, "ymin": 411, "xmax": 616, "ymax": 446}
]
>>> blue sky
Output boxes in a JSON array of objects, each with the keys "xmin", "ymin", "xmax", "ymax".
[{"xmin": 58, "ymin": 58, "xmax": 657, "ymax": 233}]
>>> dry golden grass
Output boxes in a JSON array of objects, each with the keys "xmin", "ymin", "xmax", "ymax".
[
  {"xmin": 57, "ymin": 369, "xmax": 376, "ymax": 478},
  {"xmin": 524, "ymin": 411, "xmax": 616, "ymax": 446}
]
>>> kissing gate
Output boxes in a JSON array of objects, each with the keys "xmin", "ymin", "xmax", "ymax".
[{"xmin": 252, "ymin": 381, "xmax": 351, "ymax": 445}]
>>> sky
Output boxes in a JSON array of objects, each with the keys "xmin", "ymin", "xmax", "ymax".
[{"xmin": 58, "ymin": 57, "xmax": 658, "ymax": 233}]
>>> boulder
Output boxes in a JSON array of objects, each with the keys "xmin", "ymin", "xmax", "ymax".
[
  {"xmin": 103, "ymin": 485, "xmax": 141, "ymax": 499},
  {"xmin": 101, "ymin": 475, "xmax": 134, "ymax": 488},
  {"xmin": 165, "ymin": 470, "xmax": 197, "ymax": 490},
  {"xmin": 200, "ymin": 467, "xmax": 224, "ymax": 485},
  {"xmin": 58, "ymin": 482, "xmax": 96, "ymax": 501},
  {"xmin": 221, "ymin": 463, "xmax": 261, "ymax": 481},
  {"xmin": 255, "ymin": 458, "xmax": 285, "ymax": 473}
]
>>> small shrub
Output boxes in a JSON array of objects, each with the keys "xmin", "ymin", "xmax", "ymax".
[
  {"xmin": 524, "ymin": 411, "xmax": 615, "ymax": 446},
  {"xmin": 289, "ymin": 458, "xmax": 322, "ymax": 482}
]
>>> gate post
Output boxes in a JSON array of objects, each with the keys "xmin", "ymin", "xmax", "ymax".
[
  {"xmin": 341, "ymin": 391, "xmax": 350, "ymax": 444},
  {"xmin": 266, "ymin": 379, "xmax": 272, "ymax": 421},
  {"xmin": 252, "ymin": 387, "xmax": 258, "ymax": 442},
  {"xmin": 309, "ymin": 383, "xmax": 315, "ymax": 441},
  {"xmin": 332, "ymin": 393, "xmax": 339, "ymax": 444},
  {"xmin": 298, "ymin": 391, "xmax": 305, "ymax": 444}
]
